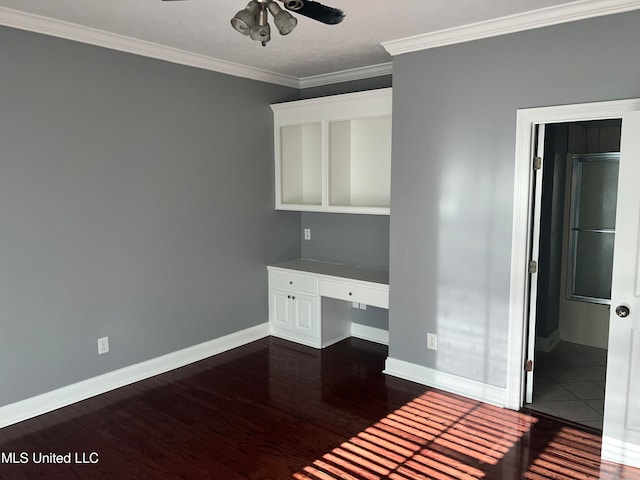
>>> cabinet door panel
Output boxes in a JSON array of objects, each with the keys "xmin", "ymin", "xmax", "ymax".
[
  {"xmin": 271, "ymin": 289, "xmax": 292, "ymax": 331},
  {"xmin": 293, "ymin": 293, "xmax": 318, "ymax": 339}
]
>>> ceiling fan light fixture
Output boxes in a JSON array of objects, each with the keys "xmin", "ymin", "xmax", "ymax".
[
  {"xmin": 228, "ymin": 0, "xmax": 343, "ymax": 46},
  {"xmin": 248, "ymin": 3, "xmax": 271, "ymax": 46},
  {"xmin": 230, "ymin": 1, "xmax": 260, "ymax": 36},
  {"xmin": 267, "ymin": 2, "xmax": 297, "ymax": 35},
  {"xmin": 250, "ymin": 22, "xmax": 271, "ymax": 43}
]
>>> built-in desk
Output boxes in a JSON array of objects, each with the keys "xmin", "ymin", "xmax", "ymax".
[{"xmin": 267, "ymin": 259, "xmax": 389, "ymax": 348}]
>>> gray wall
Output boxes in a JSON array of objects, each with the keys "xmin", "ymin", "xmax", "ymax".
[
  {"xmin": 389, "ymin": 11, "xmax": 640, "ymax": 388},
  {"xmin": 301, "ymin": 213, "xmax": 389, "ymax": 269},
  {"xmin": 0, "ymin": 26, "xmax": 300, "ymax": 406}
]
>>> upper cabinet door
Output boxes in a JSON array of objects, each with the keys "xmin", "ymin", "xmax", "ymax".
[{"xmin": 272, "ymin": 88, "xmax": 392, "ymax": 215}]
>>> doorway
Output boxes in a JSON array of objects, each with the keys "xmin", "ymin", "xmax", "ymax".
[
  {"xmin": 525, "ymin": 120, "xmax": 621, "ymax": 430},
  {"xmin": 506, "ymin": 99, "xmax": 640, "ymax": 468}
]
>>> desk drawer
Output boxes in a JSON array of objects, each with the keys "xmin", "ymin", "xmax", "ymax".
[
  {"xmin": 270, "ymin": 271, "xmax": 318, "ymax": 294},
  {"xmin": 319, "ymin": 280, "xmax": 388, "ymax": 309}
]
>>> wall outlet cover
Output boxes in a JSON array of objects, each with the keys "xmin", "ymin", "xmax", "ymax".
[
  {"xmin": 98, "ymin": 336, "xmax": 109, "ymax": 355},
  {"xmin": 427, "ymin": 333, "xmax": 438, "ymax": 350}
]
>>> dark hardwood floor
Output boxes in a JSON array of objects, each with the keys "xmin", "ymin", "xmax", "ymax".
[{"xmin": 1, "ymin": 336, "xmax": 639, "ymax": 480}]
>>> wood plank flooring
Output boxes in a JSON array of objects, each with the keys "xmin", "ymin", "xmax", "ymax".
[{"xmin": 1, "ymin": 336, "xmax": 639, "ymax": 479}]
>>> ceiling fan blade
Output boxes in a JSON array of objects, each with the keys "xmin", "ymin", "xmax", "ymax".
[{"xmin": 285, "ymin": 0, "xmax": 345, "ymax": 25}]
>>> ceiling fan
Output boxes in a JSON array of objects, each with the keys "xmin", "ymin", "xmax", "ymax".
[{"xmin": 162, "ymin": 0, "xmax": 345, "ymax": 47}]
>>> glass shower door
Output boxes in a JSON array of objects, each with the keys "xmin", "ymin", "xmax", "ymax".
[{"xmin": 568, "ymin": 152, "xmax": 620, "ymax": 304}]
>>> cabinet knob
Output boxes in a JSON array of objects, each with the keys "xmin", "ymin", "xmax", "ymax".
[
  {"xmin": 348, "ymin": 292, "xmax": 353, "ymax": 296},
  {"xmin": 616, "ymin": 305, "xmax": 630, "ymax": 318},
  {"xmin": 289, "ymin": 281, "xmax": 293, "ymax": 285},
  {"xmin": 287, "ymin": 295, "xmax": 291, "ymax": 299},
  {"xmin": 292, "ymin": 295, "xmax": 296, "ymax": 300}
]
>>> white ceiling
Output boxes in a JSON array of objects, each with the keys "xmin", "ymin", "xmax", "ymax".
[{"xmin": 0, "ymin": 0, "xmax": 637, "ymax": 87}]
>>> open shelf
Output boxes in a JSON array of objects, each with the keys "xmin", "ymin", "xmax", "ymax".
[{"xmin": 272, "ymin": 88, "xmax": 392, "ymax": 215}]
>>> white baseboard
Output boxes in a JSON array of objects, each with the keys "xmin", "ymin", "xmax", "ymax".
[
  {"xmin": 536, "ymin": 328, "xmax": 561, "ymax": 353},
  {"xmin": 383, "ymin": 357, "xmax": 507, "ymax": 408},
  {"xmin": 601, "ymin": 436, "xmax": 640, "ymax": 469},
  {"xmin": 0, "ymin": 323, "xmax": 270, "ymax": 429},
  {"xmin": 351, "ymin": 324, "xmax": 389, "ymax": 345}
]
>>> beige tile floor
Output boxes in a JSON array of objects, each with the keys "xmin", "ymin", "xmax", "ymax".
[{"xmin": 526, "ymin": 341, "xmax": 607, "ymax": 430}]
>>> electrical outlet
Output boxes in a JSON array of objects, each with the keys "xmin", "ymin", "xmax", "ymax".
[
  {"xmin": 304, "ymin": 228, "xmax": 311, "ymax": 240},
  {"xmin": 427, "ymin": 333, "xmax": 438, "ymax": 351},
  {"xmin": 352, "ymin": 302, "xmax": 359, "ymax": 308},
  {"xmin": 98, "ymin": 336, "xmax": 109, "ymax": 355},
  {"xmin": 359, "ymin": 303, "xmax": 367, "ymax": 310}
]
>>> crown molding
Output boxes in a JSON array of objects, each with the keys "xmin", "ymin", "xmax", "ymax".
[
  {"xmin": 0, "ymin": 6, "xmax": 300, "ymax": 88},
  {"xmin": 0, "ymin": 6, "xmax": 391, "ymax": 89},
  {"xmin": 7, "ymin": 0, "xmax": 632, "ymax": 89},
  {"xmin": 299, "ymin": 62, "xmax": 393, "ymax": 89},
  {"xmin": 382, "ymin": 0, "xmax": 640, "ymax": 56}
]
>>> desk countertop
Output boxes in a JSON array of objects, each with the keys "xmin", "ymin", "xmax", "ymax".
[{"xmin": 268, "ymin": 259, "xmax": 389, "ymax": 286}]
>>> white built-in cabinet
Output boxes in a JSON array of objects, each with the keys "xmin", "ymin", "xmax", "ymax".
[
  {"xmin": 271, "ymin": 88, "xmax": 392, "ymax": 215},
  {"xmin": 269, "ymin": 271, "xmax": 320, "ymax": 346},
  {"xmin": 268, "ymin": 260, "xmax": 389, "ymax": 348}
]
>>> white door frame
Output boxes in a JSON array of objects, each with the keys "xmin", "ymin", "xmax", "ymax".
[{"xmin": 505, "ymin": 97, "xmax": 640, "ymax": 411}]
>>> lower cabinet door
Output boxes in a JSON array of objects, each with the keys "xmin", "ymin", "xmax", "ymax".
[
  {"xmin": 271, "ymin": 288, "xmax": 293, "ymax": 331},
  {"xmin": 291, "ymin": 292, "xmax": 318, "ymax": 339},
  {"xmin": 270, "ymin": 289, "xmax": 319, "ymax": 344}
]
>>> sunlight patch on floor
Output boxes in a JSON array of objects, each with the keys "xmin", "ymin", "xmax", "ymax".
[{"xmin": 294, "ymin": 390, "xmax": 538, "ymax": 480}]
